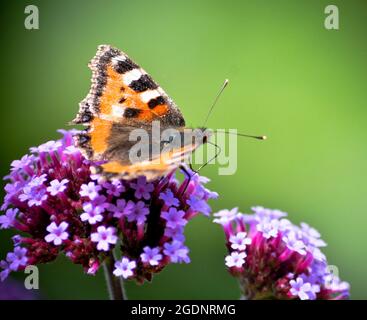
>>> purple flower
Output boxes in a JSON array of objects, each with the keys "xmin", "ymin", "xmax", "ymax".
[
  {"xmin": 45, "ymin": 222, "xmax": 69, "ymax": 245},
  {"xmin": 289, "ymin": 277, "xmax": 315, "ymax": 300},
  {"xmin": 229, "ymin": 232, "xmax": 251, "ymax": 251},
  {"xmin": 113, "ymin": 257, "xmax": 136, "ymax": 279},
  {"xmin": 324, "ymin": 273, "xmax": 350, "ymax": 294},
  {"xmin": 104, "ymin": 180, "xmax": 125, "ymax": 197},
  {"xmin": 91, "ymin": 226, "xmax": 118, "ymax": 251},
  {"xmin": 282, "ymin": 232, "xmax": 307, "ymax": 255},
  {"xmin": 140, "ymin": 247, "xmax": 163, "ymax": 266},
  {"xmin": 194, "ymin": 179, "xmax": 219, "ymax": 200},
  {"xmin": 159, "ymin": 189, "xmax": 179, "ymax": 207},
  {"xmin": 79, "ymin": 197, "xmax": 106, "ymax": 227},
  {"xmin": 163, "ymin": 241, "xmax": 190, "ymax": 263},
  {"xmin": 47, "ymin": 179, "xmax": 68, "ymax": 196},
  {"xmin": 256, "ymin": 219, "xmax": 279, "ymax": 239},
  {"xmin": 126, "ymin": 201, "xmax": 149, "ymax": 224},
  {"xmin": 0, "ymin": 130, "xmax": 216, "ymax": 284},
  {"xmin": 214, "ymin": 206, "xmax": 350, "ymax": 300},
  {"xmin": 80, "ymin": 203, "xmax": 104, "ymax": 225},
  {"xmin": 110, "ymin": 199, "xmax": 134, "ymax": 219},
  {"xmin": 252, "ymin": 206, "xmax": 287, "ymax": 221},
  {"xmin": 11, "ymin": 155, "xmax": 35, "ymax": 172},
  {"xmin": 63, "ymin": 145, "xmax": 80, "ymax": 155},
  {"xmin": 0, "ymin": 208, "xmax": 18, "ymax": 229},
  {"xmin": 186, "ymin": 195, "xmax": 211, "ymax": 216},
  {"xmin": 6, "ymin": 247, "xmax": 28, "ymax": 271},
  {"xmin": 164, "ymin": 226, "xmax": 185, "ymax": 242},
  {"xmin": 213, "ymin": 207, "xmax": 240, "ymax": 225},
  {"xmin": 162, "ymin": 207, "xmax": 187, "ymax": 229},
  {"xmin": 300, "ymin": 222, "xmax": 327, "ymax": 248},
  {"xmin": 79, "ymin": 182, "xmax": 102, "ymax": 200},
  {"xmin": 130, "ymin": 176, "xmax": 154, "ymax": 200},
  {"xmin": 311, "ymin": 247, "xmax": 327, "ymax": 262},
  {"xmin": 31, "ymin": 140, "xmax": 62, "ymax": 153},
  {"xmin": 89, "ymin": 195, "xmax": 108, "ymax": 215},
  {"xmin": 19, "ymin": 174, "xmax": 48, "ymax": 207},
  {"xmin": 225, "ymin": 251, "xmax": 247, "ymax": 268}
]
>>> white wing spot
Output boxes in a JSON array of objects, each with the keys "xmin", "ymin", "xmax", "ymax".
[
  {"xmin": 123, "ymin": 69, "xmax": 144, "ymax": 85},
  {"xmin": 112, "ymin": 55, "xmax": 127, "ymax": 65},
  {"xmin": 140, "ymin": 90, "xmax": 161, "ymax": 103},
  {"xmin": 111, "ymin": 104, "xmax": 126, "ymax": 117}
]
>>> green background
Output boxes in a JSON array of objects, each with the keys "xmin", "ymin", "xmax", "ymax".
[{"xmin": 0, "ymin": 0, "xmax": 366, "ymax": 299}]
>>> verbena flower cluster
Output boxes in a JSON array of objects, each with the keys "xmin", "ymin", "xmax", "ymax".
[
  {"xmin": 214, "ymin": 206, "xmax": 350, "ymax": 300},
  {"xmin": 0, "ymin": 130, "xmax": 217, "ymax": 283}
]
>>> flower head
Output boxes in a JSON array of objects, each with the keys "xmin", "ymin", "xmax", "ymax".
[
  {"xmin": 140, "ymin": 247, "xmax": 163, "ymax": 266},
  {"xmin": 187, "ymin": 195, "xmax": 211, "ymax": 216},
  {"xmin": 126, "ymin": 201, "xmax": 149, "ymax": 224},
  {"xmin": 113, "ymin": 257, "xmax": 136, "ymax": 279},
  {"xmin": 104, "ymin": 180, "xmax": 125, "ymax": 197},
  {"xmin": 47, "ymin": 179, "xmax": 69, "ymax": 196},
  {"xmin": 229, "ymin": 232, "xmax": 251, "ymax": 251},
  {"xmin": 290, "ymin": 277, "xmax": 317, "ymax": 300},
  {"xmin": 159, "ymin": 189, "xmax": 179, "ymax": 207},
  {"xmin": 110, "ymin": 199, "xmax": 134, "ymax": 219},
  {"xmin": 19, "ymin": 174, "xmax": 48, "ymax": 207},
  {"xmin": 6, "ymin": 247, "xmax": 28, "ymax": 271},
  {"xmin": 215, "ymin": 206, "xmax": 350, "ymax": 300},
  {"xmin": 45, "ymin": 222, "xmax": 69, "ymax": 246},
  {"xmin": 0, "ymin": 130, "xmax": 216, "ymax": 283},
  {"xmin": 91, "ymin": 226, "xmax": 118, "ymax": 251},
  {"xmin": 163, "ymin": 240, "xmax": 190, "ymax": 264},
  {"xmin": 80, "ymin": 203, "xmax": 104, "ymax": 225},
  {"xmin": 130, "ymin": 176, "xmax": 154, "ymax": 200},
  {"xmin": 0, "ymin": 208, "xmax": 18, "ymax": 229},
  {"xmin": 162, "ymin": 207, "xmax": 187, "ymax": 229},
  {"xmin": 79, "ymin": 182, "xmax": 102, "ymax": 200},
  {"xmin": 225, "ymin": 251, "xmax": 247, "ymax": 268}
]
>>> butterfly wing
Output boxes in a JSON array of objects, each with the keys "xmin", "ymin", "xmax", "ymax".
[
  {"xmin": 73, "ymin": 45, "xmax": 186, "ymax": 161},
  {"xmin": 72, "ymin": 45, "xmax": 204, "ymax": 180},
  {"xmin": 92, "ymin": 125, "xmax": 206, "ymax": 181}
]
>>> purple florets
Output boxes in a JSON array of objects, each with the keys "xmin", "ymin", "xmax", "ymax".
[
  {"xmin": 214, "ymin": 206, "xmax": 350, "ymax": 300},
  {"xmin": 45, "ymin": 222, "xmax": 69, "ymax": 246},
  {"xmin": 0, "ymin": 130, "xmax": 216, "ymax": 283},
  {"xmin": 113, "ymin": 257, "xmax": 136, "ymax": 279},
  {"xmin": 140, "ymin": 246, "xmax": 163, "ymax": 266}
]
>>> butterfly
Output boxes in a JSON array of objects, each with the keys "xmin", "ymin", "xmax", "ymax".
[{"xmin": 72, "ymin": 45, "xmax": 211, "ymax": 181}]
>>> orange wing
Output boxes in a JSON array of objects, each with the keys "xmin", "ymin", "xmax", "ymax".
[
  {"xmin": 72, "ymin": 45, "xmax": 185, "ymax": 161},
  {"xmin": 93, "ymin": 136, "xmax": 204, "ymax": 181}
]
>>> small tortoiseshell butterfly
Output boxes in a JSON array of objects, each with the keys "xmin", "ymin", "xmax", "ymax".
[{"xmin": 72, "ymin": 45, "xmax": 210, "ymax": 181}]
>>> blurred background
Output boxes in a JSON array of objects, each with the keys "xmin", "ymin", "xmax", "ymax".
[{"xmin": 0, "ymin": 0, "xmax": 366, "ymax": 299}]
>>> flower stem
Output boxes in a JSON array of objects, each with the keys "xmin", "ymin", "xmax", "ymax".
[{"xmin": 103, "ymin": 253, "xmax": 126, "ymax": 300}]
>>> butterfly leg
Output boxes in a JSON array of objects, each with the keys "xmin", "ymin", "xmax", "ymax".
[
  {"xmin": 196, "ymin": 140, "xmax": 221, "ymax": 172},
  {"xmin": 179, "ymin": 163, "xmax": 197, "ymax": 196},
  {"xmin": 179, "ymin": 141, "xmax": 221, "ymax": 196}
]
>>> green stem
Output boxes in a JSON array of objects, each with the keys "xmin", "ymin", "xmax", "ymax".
[{"xmin": 103, "ymin": 253, "xmax": 127, "ymax": 300}]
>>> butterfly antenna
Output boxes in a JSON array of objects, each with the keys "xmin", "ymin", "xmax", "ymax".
[
  {"xmin": 213, "ymin": 130, "xmax": 267, "ymax": 141},
  {"xmin": 202, "ymin": 79, "xmax": 229, "ymax": 127}
]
